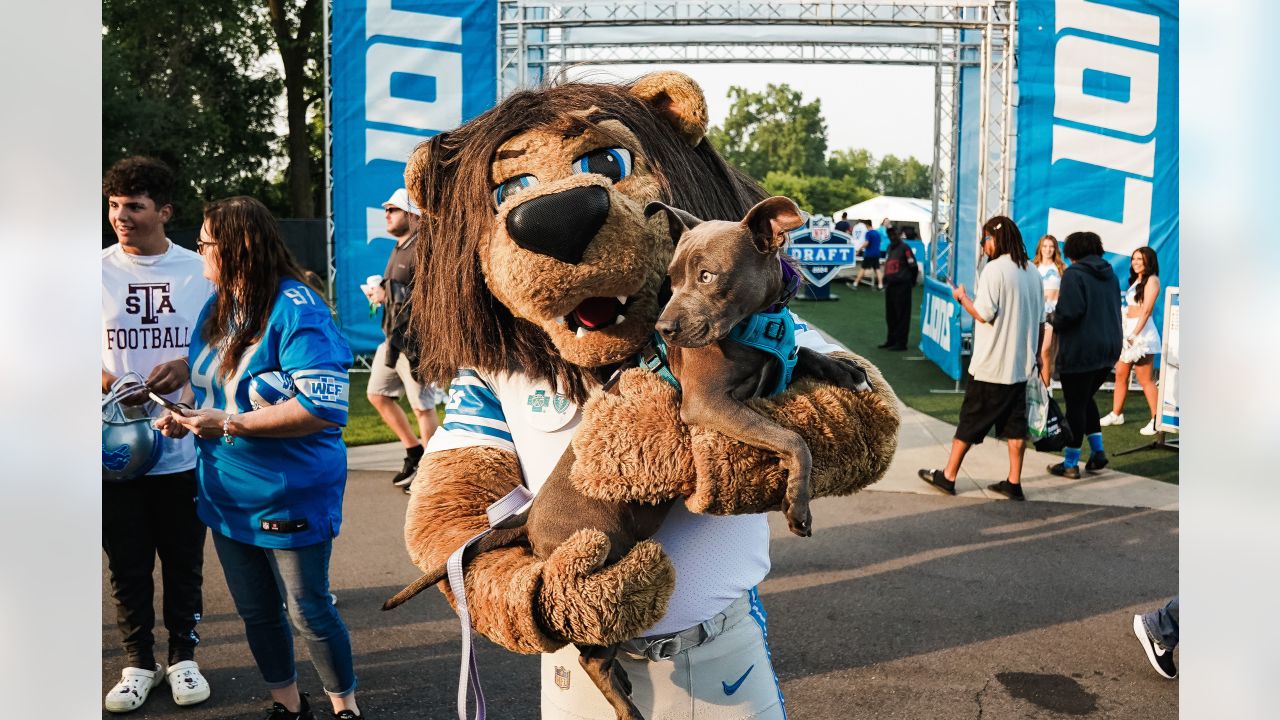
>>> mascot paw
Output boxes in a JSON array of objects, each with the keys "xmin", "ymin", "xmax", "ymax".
[{"xmin": 536, "ymin": 529, "xmax": 675, "ymax": 647}]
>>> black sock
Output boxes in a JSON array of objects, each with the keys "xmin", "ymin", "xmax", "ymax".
[{"xmin": 407, "ymin": 444, "xmax": 425, "ymax": 460}]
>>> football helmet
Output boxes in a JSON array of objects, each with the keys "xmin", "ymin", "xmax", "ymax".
[
  {"xmin": 249, "ymin": 370, "xmax": 298, "ymax": 410},
  {"xmin": 102, "ymin": 373, "xmax": 162, "ymax": 482}
]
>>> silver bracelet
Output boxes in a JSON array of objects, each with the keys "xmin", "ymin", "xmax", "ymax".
[{"xmin": 222, "ymin": 413, "xmax": 236, "ymax": 445}]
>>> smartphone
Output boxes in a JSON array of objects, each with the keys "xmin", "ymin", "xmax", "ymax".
[{"xmin": 148, "ymin": 391, "xmax": 191, "ymax": 416}]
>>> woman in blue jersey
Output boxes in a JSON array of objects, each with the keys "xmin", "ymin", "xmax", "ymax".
[{"xmin": 157, "ymin": 197, "xmax": 361, "ymax": 720}]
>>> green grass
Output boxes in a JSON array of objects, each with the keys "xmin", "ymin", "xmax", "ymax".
[
  {"xmin": 345, "ymin": 288, "xmax": 1178, "ymax": 484},
  {"xmin": 343, "ymin": 372, "xmax": 444, "ymax": 447},
  {"xmin": 792, "ymin": 283, "xmax": 1179, "ymax": 484}
]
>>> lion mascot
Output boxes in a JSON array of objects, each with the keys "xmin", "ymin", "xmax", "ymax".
[{"xmin": 402, "ymin": 71, "xmax": 899, "ymax": 718}]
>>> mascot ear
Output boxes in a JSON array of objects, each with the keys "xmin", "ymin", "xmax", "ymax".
[
  {"xmin": 630, "ymin": 71, "xmax": 709, "ymax": 147},
  {"xmin": 645, "ymin": 201, "xmax": 703, "ymax": 247},
  {"xmin": 404, "ymin": 133, "xmax": 445, "ymax": 212},
  {"xmin": 742, "ymin": 196, "xmax": 805, "ymax": 254}
]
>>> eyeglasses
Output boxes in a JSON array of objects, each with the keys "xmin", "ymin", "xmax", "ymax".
[{"xmin": 197, "ymin": 237, "xmax": 216, "ymax": 253}]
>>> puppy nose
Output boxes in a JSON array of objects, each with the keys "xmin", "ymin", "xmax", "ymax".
[
  {"xmin": 655, "ymin": 318, "xmax": 680, "ymax": 340},
  {"xmin": 506, "ymin": 185, "xmax": 610, "ymax": 264}
]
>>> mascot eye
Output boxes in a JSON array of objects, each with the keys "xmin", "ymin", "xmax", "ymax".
[
  {"xmin": 698, "ymin": 270, "xmax": 717, "ymax": 284},
  {"xmin": 573, "ymin": 147, "xmax": 632, "ymax": 182},
  {"xmin": 493, "ymin": 174, "xmax": 538, "ymax": 206}
]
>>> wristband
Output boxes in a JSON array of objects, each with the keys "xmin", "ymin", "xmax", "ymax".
[{"xmin": 222, "ymin": 413, "xmax": 237, "ymax": 445}]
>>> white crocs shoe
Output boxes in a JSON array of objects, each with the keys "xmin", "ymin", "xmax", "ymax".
[
  {"xmin": 167, "ymin": 660, "xmax": 211, "ymax": 706},
  {"xmin": 104, "ymin": 664, "xmax": 163, "ymax": 713},
  {"xmin": 1099, "ymin": 411, "xmax": 1124, "ymax": 427}
]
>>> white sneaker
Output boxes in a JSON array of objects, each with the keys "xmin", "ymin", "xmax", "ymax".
[
  {"xmin": 1139, "ymin": 419, "xmax": 1157, "ymax": 436},
  {"xmin": 166, "ymin": 660, "xmax": 211, "ymax": 706},
  {"xmin": 1099, "ymin": 412, "xmax": 1124, "ymax": 427},
  {"xmin": 104, "ymin": 664, "xmax": 163, "ymax": 713}
]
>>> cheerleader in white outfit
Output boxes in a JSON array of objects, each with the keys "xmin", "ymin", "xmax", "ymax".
[
  {"xmin": 1033, "ymin": 235, "xmax": 1066, "ymax": 387},
  {"xmin": 1100, "ymin": 247, "xmax": 1162, "ymax": 435}
]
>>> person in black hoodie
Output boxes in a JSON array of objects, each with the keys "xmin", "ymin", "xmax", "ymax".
[
  {"xmin": 1046, "ymin": 231, "xmax": 1123, "ymax": 478},
  {"xmin": 879, "ymin": 228, "xmax": 919, "ymax": 350}
]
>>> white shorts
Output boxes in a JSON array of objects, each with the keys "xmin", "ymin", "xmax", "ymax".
[
  {"xmin": 367, "ymin": 341, "xmax": 436, "ymax": 411},
  {"xmin": 540, "ymin": 589, "xmax": 787, "ymax": 720}
]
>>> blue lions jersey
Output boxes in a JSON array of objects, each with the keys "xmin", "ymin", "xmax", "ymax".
[{"xmin": 188, "ymin": 279, "xmax": 353, "ymax": 549}]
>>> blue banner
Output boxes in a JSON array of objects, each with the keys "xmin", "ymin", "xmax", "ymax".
[
  {"xmin": 331, "ymin": 0, "xmax": 497, "ymax": 353},
  {"xmin": 1014, "ymin": 0, "xmax": 1179, "ymax": 334},
  {"xmin": 919, "ymin": 277, "xmax": 963, "ymax": 381}
]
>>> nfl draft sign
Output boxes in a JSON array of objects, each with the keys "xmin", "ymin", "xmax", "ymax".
[{"xmin": 784, "ymin": 215, "xmax": 858, "ymax": 300}]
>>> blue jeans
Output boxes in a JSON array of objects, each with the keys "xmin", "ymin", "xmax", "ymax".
[
  {"xmin": 211, "ymin": 532, "xmax": 357, "ymax": 696},
  {"xmin": 1141, "ymin": 596, "xmax": 1179, "ymax": 651}
]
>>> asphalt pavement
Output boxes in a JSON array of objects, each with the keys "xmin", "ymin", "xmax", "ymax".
[{"xmin": 103, "ymin": 452, "xmax": 1178, "ymax": 719}]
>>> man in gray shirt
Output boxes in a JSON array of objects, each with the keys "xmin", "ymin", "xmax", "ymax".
[{"xmin": 918, "ymin": 216, "xmax": 1043, "ymax": 500}]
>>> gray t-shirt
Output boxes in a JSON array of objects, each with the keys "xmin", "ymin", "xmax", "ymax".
[{"xmin": 968, "ymin": 254, "xmax": 1044, "ymax": 384}]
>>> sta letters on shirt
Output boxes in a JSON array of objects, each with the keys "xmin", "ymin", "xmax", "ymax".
[{"xmin": 102, "ymin": 241, "xmax": 213, "ymax": 474}]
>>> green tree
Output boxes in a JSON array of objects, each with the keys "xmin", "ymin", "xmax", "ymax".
[
  {"xmin": 875, "ymin": 154, "xmax": 933, "ymax": 198},
  {"xmin": 708, "ymin": 84, "xmax": 828, "ymax": 179},
  {"xmin": 268, "ymin": 0, "xmax": 324, "ymax": 218},
  {"xmin": 826, "ymin": 148, "xmax": 877, "ymax": 190},
  {"xmin": 103, "ymin": 0, "xmax": 283, "ymax": 228}
]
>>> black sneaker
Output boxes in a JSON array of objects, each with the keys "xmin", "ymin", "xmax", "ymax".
[
  {"xmin": 1047, "ymin": 462, "xmax": 1081, "ymax": 479},
  {"xmin": 987, "ymin": 480, "xmax": 1026, "ymax": 501},
  {"xmin": 1132, "ymin": 614, "xmax": 1177, "ymax": 679},
  {"xmin": 1085, "ymin": 451, "xmax": 1109, "ymax": 473},
  {"xmin": 917, "ymin": 468, "xmax": 956, "ymax": 495},
  {"xmin": 877, "ymin": 341, "xmax": 893, "ymax": 349},
  {"xmin": 333, "ymin": 710, "xmax": 364, "ymax": 720},
  {"xmin": 266, "ymin": 693, "xmax": 314, "ymax": 720},
  {"xmin": 392, "ymin": 452, "xmax": 421, "ymax": 487}
]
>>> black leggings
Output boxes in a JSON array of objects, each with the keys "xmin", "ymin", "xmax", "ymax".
[{"xmin": 1058, "ymin": 367, "xmax": 1111, "ymax": 450}]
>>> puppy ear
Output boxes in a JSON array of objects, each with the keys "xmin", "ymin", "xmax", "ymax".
[
  {"xmin": 645, "ymin": 201, "xmax": 703, "ymax": 247},
  {"xmin": 743, "ymin": 196, "xmax": 805, "ymax": 253},
  {"xmin": 630, "ymin": 72, "xmax": 709, "ymax": 147}
]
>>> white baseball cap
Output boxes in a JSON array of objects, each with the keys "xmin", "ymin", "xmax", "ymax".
[{"xmin": 382, "ymin": 188, "xmax": 420, "ymax": 216}]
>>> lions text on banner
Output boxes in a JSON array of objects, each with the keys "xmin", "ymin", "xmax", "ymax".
[
  {"xmin": 919, "ymin": 277, "xmax": 963, "ymax": 381},
  {"xmin": 331, "ymin": 0, "xmax": 498, "ymax": 353},
  {"xmin": 1013, "ymin": 0, "xmax": 1179, "ymax": 338}
]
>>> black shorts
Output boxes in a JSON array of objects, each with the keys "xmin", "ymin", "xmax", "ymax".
[
  {"xmin": 955, "ymin": 379, "xmax": 1028, "ymax": 444},
  {"xmin": 861, "ymin": 256, "xmax": 881, "ymax": 269}
]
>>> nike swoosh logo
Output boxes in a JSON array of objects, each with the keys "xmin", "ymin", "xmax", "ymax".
[{"xmin": 722, "ymin": 665, "xmax": 754, "ymax": 695}]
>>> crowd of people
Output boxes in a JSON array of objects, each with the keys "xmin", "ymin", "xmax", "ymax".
[{"xmin": 915, "ymin": 215, "xmax": 1165, "ymax": 499}]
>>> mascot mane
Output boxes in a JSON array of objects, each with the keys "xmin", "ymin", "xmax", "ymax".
[{"xmin": 409, "ymin": 78, "xmax": 765, "ymax": 401}]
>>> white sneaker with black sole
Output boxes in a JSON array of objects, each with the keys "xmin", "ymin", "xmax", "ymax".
[
  {"xmin": 104, "ymin": 664, "xmax": 164, "ymax": 713},
  {"xmin": 166, "ymin": 660, "xmax": 211, "ymax": 706}
]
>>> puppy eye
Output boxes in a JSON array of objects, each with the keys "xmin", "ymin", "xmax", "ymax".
[
  {"xmin": 493, "ymin": 174, "xmax": 538, "ymax": 206},
  {"xmin": 573, "ymin": 147, "xmax": 632, "ymax": 182},
  {"xmin": 698, "ymin": 270, "xmax": 717, "ymax": 284}
]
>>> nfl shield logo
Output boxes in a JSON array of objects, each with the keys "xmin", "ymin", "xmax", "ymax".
[
  {"xmin": 554, "ymin": 665, "xmax": 571, "ymax": 690},
  {"xmin": 811, "ymin": 225, "xmax": 831, "ymax": 242}
]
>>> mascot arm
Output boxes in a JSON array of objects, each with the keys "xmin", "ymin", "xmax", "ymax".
[
  {"xmin": 570, "ymin": 350, "xmax": 900, "ymax": 515},
  {"xmin": 405, "ymin": 445, "xmax": 675, "ymax": 653}
]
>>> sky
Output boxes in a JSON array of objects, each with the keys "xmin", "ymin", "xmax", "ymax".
[{"xmin": 566, "ymin": 63, "xmax": 937, "ymax": 163}]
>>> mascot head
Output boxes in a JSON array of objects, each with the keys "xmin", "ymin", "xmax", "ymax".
[{"xmin": 407, "ymin": 72, "xmax": 764, "ymax": 402}]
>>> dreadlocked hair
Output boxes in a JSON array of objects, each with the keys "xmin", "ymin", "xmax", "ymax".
[
  {"xmin": 406, "ymin": 78, "xmax": 765, "ymax": 403},
  {"xmin": 983, "ymin": 215, "xmax": 1029, "ymax": 269},
  {"xmin": 200, "ymin": 196, "xmax": 312, "ymax": 380}
]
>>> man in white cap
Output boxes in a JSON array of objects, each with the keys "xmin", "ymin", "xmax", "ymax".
[{"xmin": 363, "ymin": 188, "xmax": 438, "ymax": 491}]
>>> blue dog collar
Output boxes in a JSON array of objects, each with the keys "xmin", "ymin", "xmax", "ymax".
[
  {"xmin": 728, "ymin": 309, "xmax": 798, "ymax": 397},
  {"xmin": 638, "ymin": 334, "xmax": 681, "ymax": 392}
]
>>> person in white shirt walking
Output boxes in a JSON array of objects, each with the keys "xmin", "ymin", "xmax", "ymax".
[
  {"xmin": 101, "ymin": 156, "xmax": 214, "ymax": 712},
  {"xmin": 917, "ymin": 216, "xmax": 1043, "ymax": 500}
]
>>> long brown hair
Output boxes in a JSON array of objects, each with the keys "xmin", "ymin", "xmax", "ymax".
[
  {"xmin": 1128, "ymin": 246, "xmax": 1160, "ymax": 304},
  {"xmin": 407, "ymin": 79, "xmax": 764, "ymax": 400},
  {"xmin": 1032, "ymin": 234, "xmax": 1065, "ymax": 275},
  {"xmin": 982, "ymin": 215, "xmax": 1029, "ymax": 269},
  {"xmin": 200, "ymin": 196, "xmax": 310, "ymax": 379}
]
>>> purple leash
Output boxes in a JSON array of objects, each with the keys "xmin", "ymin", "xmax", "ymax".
[{"xmin": 446, "ymin": 485, "xmax": 534, "ymax": 720}]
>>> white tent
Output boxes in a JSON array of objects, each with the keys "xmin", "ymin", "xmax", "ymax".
[{"xmin": 831, "ymin": 195, "xmax": 935, "ymax": 245}]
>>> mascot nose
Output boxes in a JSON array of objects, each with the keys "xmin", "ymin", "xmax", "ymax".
[{"xmin": 506, "ymin": 185, "xmax": 611, "ymax": 264}]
